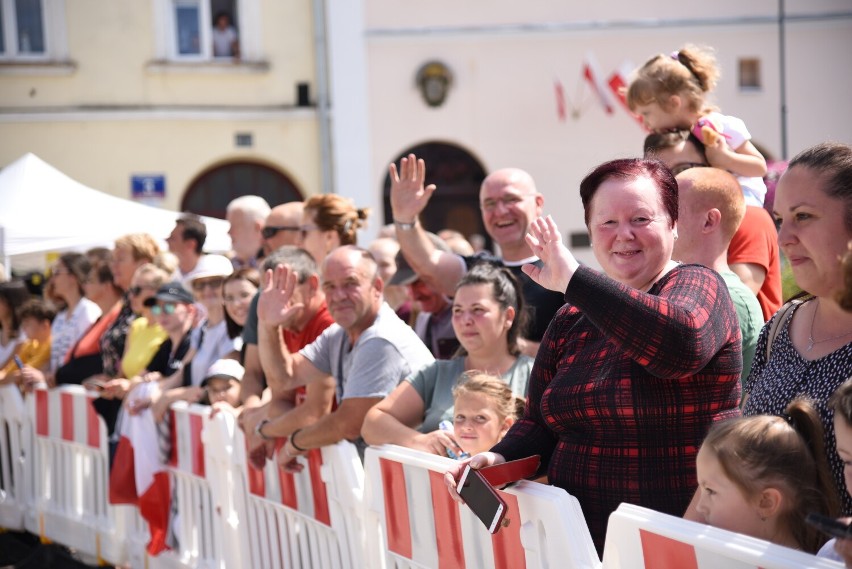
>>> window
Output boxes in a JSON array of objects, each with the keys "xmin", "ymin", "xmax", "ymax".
[
  {"xmin": 739, "ymin": 58, "xmax": 761, "ymax": 91},
  {"xmin": 0, "ymin": 0, "xmax": 45, "ymax": 58},
  {"xmin": 154, "ymin": 0, "xmax": 260, "ymax": 62}
]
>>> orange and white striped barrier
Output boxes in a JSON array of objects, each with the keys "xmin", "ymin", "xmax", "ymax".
[
  {"xmin": 231, "ymin": 427, "xmax": 366, "ymax": 569},
  {"xmin": 602, "ymin": 503, "xmax": 839, "ymax": 569},
  {"xmin": 363, "ymin": 444, "xmax": 601, "ymax": 569},
  {"xmin": 26, "ymin": 385, "xmax": 134, "ymax": 566}
]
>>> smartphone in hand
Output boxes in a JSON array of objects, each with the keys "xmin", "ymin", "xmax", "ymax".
[
  {"xmin": 14, "ymin": 355, "xmax": 24, "ymax": 369},
  {"xmin": 457, "ymin": 464, "xmax": 507, "ymax": 534},
  {"xmin": 82, "ymin": 378, "xmax": 108, "ymax": 392},
  {"xmin": 806, "ymin": 513, "xmax": 852, "ymax": 540}
]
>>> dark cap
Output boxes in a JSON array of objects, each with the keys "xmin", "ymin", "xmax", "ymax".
[
  {"xmin": 388, "ymin": 232, "xmax": 451, "ymax": 286},
  {"xmin": 143, "ymin": 281, "xmax": 195, "ymax": 306}
]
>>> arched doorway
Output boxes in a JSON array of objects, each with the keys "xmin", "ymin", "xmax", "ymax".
[
  {"xmin": 383, "ymin": 142, "xmax": 489, "ymax": 249},
  {"xmin": 181, "ymin": 160, "xmax": 303, "ymax": 218}
]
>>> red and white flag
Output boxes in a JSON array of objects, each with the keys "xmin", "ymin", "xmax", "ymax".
[
  {"xmin": 607, "ymin": 59, "xmax": 645, "ymax": 127},
  {"xmin": 582, "ymin": 52, "xmax": 616, "ymax": 115},
  {"xmin": 109, "ymin": 384, "xmax": 171, "ymax": 555}
]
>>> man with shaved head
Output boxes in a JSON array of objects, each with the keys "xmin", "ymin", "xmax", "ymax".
[
  {"xmin": 256, "ymin": 245, "xmax": 433, "ymax": 462},
  {"xmin": 673, "ymin": 167, "xmax": 763, "ymax": 381},
  {"xmin": 389, "ymin": 155, "xmax": 565, "ymax": 356},
  {"xmin": 261, "ymin": 201, "xmax": 303, "ymax": 256}
]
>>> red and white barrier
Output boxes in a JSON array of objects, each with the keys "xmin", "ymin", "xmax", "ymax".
[
  {"xmin": 0, "ymin": 384, "xmax": 30, "ymax": 530},
  {"xmin": 25, "ymin": 385, "xmax": 133, "ymax": 566},
  {"xmin": 363, "ymin": 444, "xmax": 601, "ymax": 569},
  {"xmin": 231, "ymin": 426, "xmax": 365, "ymax": 569},
  {"xmin": 602, "ymin": 503, "xmax": 841, "ymax": 569}
]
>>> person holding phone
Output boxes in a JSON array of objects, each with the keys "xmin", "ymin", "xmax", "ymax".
[
  {"xmin": 0, "ymin": 299, "xmax": 55, "ymax": 391},
  {"xmin": 362, "ymin": 263, "xmax": 532, "ymax": 458},
  {"xmin": 446, "ymin": 158, "xmax": 742, "ymax": 553}
]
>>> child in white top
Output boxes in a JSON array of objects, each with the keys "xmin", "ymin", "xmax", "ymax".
[{"xmin": 627, "ymin": 44, "xmax": 768, "ymax": 207}]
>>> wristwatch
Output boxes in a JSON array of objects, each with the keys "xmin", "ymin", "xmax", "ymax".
[
  {"xmin": 255, "ymin": 418, "xmax": 273, "ymax": 441},
  {"xmin": 394, "ymin": 219, "xmax": 418, "ymax": 231}
]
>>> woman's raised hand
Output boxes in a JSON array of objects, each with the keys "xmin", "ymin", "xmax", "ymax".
[
  {"xmin": 522, "ymin": 215, "xmax": 579, "ymax": 293},
  {"xmin": 389, "ymin": 153, "xmax": 437, "ymax": 223}
]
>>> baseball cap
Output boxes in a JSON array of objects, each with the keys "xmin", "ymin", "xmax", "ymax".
[
  {"xmin": 201, "ymin": 359, "xmax": 245, "ymax": 386},
  {"xmin": 144, "ymin": 281, "xmax": 195, "ymax": 306}
]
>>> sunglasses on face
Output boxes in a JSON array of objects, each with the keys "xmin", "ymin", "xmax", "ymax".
[
  {"xmin": 261, "ymin": 225, "xmax": 300, "ymax": 239},
  {"xmin": 192, "ymin": 277, "xmax": 225, "ymax": 292},
  {"xmin": 150, "ymin": 302, "xmax": 178, "ymax": 316},
  {"xmin": 129, "ymin": 284, "xmax": 155, "ymax": 296}
]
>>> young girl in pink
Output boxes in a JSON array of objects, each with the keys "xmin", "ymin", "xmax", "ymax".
[{"xmin": 627, "ymin": 44, "xmax": 768, "ymax": 207}]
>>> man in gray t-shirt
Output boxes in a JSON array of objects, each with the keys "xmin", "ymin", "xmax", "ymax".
[{"xmin": 262, "ymin": 245, "xmax": 434, "ymax": 463}]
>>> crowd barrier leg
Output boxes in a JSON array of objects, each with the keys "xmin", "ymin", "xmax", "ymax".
[{"xmin": 0, "ymin": 385, "xmax": 28, "ymax": 531}]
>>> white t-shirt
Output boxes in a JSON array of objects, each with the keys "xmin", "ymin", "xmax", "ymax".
[
  {"xmin": 212, "ymin": 26, "xmax": 237, "ymax": 57},
  {"xmin": 50, "ymin": 298, "xmax": 101, "ymax": 372},
  {"xmin": 189, "ymin": 319, "xmax": 241, "ymax": 386},
  {"xmin": 704, "ymin": 111, "xmax": 767, "ymax": 207}
]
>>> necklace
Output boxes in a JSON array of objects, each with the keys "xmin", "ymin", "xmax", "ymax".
[{"xmin": 807, "ymin": 298, "xmax": 852, "ymax": 351}]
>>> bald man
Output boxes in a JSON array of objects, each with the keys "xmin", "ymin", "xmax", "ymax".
[
  {"xmin": 389, "ymin": 154, "xmax": 565, "ymax": 356},
  {"xmin": 261, "ymin": 201, "xmax": 304, "ymax": 256},
  {"xmin": 258, "ymin": 245, "xmax": 434, "ymax": 462}
]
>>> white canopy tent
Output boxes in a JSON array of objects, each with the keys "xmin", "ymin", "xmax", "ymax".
[{"xmin": 0, "ymin": 153, "xmax": 231, "ymax": 273}]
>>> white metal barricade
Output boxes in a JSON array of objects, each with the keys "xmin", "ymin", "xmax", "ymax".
[
  {"xmin": 0, "ymin": 384, "xmax": 29, "ymax": 530},
  {"xmin": 602, "ymin": 503, "xmax": 842, "ymax": 569},
  {"xmin": 26, "ymin": 385, "xmax": 132, "ymax": 566},
  {"xmin": 363, "ymin": 444, "xmax": 601, "ymax": 569},
  {"xmin": 231, "ymin": 427, "xmax": 365, "ymax": 569}
]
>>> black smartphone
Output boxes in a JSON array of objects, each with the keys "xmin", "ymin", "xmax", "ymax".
[
  {"xmin": 456, "ymin": 465, "xmax": 507, "ymax": 534},
  {"xmin": 14, "ymin": 355, "xmax": 24, "ymax": 369},
  {"xmin": 806, "ymin": 512, "xmax": 852, "ymax": 539}
]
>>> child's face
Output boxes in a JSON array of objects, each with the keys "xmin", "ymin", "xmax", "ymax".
[
  {"xmin": 834, "ymin": 414, "xmax": 852, "ymax": 493},
  {"xmin": 205, "ymin": 377, "xmax": 240, "ymax": 406},
  {"xmin": 634, "ymin": 101, "xmax": 684, "ymax": 133},
  {"xmin": 20, "ymin": 317, "xmax": 48, "ymax": 341},
  {"xmin": 695, "ymin": 446, "xmax": 765, "ymax": 538},
  {"xmin": 452, "ymin": 391, "xmax": 511, "ymax": 456}
]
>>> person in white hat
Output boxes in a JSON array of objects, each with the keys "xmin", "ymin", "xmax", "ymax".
[
  {"xmin": 184, "ymin": 255, "xmax": 241, "ymax": 388},
  {"xmin": 201, "ymin": 358, "xmax": 243, "ymax": 407}
]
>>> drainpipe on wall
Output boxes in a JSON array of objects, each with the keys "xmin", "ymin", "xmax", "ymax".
[{"xmin": 313, "ymin": 0, "xmax": 333, "ymax": 195}]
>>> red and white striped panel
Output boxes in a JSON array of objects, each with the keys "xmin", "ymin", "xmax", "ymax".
[
  {"xmin": 602, "ymin": 503, "xmax": 839, "ymax": 569},
  {"xmin": 170, "ymin": 404, "xmax": 206, "ymax": 478},
  {"xmin": 33, "ymin": 385, "xmax": 102, "ymax": 450},
  {"xmin": 245, "ymin": 440, "xmax": 331, "ymax": 526},
  {"xmin": 377, "ymin": 455, "xmax": 527, "ymax": 569}
]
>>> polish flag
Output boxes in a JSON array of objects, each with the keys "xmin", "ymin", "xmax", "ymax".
[
  {"xmin": 607, "ymin": 60, "xmax": 645, "ymax": 127},
  {"xmin": 109, "ymin": 383, "xmax": 171, "ymax": 555},
  {"xmin": 554, "ymin": 79, "xmax": 567, "ymax": 121},
  {"xmin": 582, "ymin": 52, "xmax": 615, "ymax": 115}
]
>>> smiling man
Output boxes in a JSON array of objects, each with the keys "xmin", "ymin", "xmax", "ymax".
[
  {"xmin": 389, "ymin": 154, "xmax": 565, "ymax": 355},
  {"xmin": 259, "ymin": 245, "xmax": 434, "ymax": 462}
]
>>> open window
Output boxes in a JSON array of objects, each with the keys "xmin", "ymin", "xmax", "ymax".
[
  {"xmin": 0, "ymin": 0, "xmax": 67, "ymax": 62},
  {"xmin": 154, "ymin": 0, "xmax": 260, "ymax": 62}
]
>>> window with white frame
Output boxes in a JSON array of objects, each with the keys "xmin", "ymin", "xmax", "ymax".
[
  {"xmin": 0, "ymin": 0, "xmax": 67, "ymax": 63},
  {"xmin": 0, "ymin": 0, "xmax": 45, "ymax": 58},
  {"xmin": 154, "ymin": 0, "xmax": 260, "ymax": 62}
]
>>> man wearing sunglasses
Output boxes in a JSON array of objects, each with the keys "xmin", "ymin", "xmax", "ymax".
[
  {"xmin": 143, "ymin": 282, "xmax": 197, "ymax": 386},
  {"xmin": 261, "ymin": 201, "xmax": 304, "ymax": 256}
]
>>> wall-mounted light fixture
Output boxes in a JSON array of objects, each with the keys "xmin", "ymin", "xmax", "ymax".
[{"xmin": 416, "ymin": 61, "xmax": 453, "ymax": 108}]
